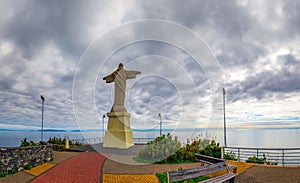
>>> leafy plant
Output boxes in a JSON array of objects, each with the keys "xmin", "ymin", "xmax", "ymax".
[
  {"xmin": 24, "ymin": 164, "xmax": 31, "ymax": 170},
  {"xmin": 20, "ymin": 138, "xmax": 40, "ymax": 147},
  {"xmin": 156, "ymin": 172, "xmax": 168, "ymax": 183},
  {"xmin": 246, "ymin": 154, "xmax": 266, "ymax": 164},
  {"xmin": 9, "ymin": 170, "xmax": 17, "ymax": 174},
  {"xmin": 134, "ymin": 134, "xmax": 221, "ymax": 164},
  {"xmin": 224, "ymin": 151, "xmax": 237, "ymax": 161},
  {"xmin": 134, "ymin": 133, "xmax": 182, "ymax": 163},
  {"xmin": 20, "ymin": 138, "xmax": 30, "ymax": 147},
  {"xmin": 48, "ymin": 137, "xmax": 82, "ymax": 147},
  {"xmin": 0, "ymin": 173, "xmax": 6, "ymax": 178}
]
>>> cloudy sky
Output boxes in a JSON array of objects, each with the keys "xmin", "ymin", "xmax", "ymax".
[{"xmin": 0, "ymin": 0, "xmax": 300, "ymax": 131}]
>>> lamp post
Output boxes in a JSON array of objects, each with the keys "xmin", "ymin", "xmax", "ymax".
[
  {"xmin": 158, "ymin": 113, "xmax": 162, "ymax": 136},
  {"xmin": 102, "ymin": 114, "xmax": 105, "ymax": 143},
  {"xmin": 40, "ymin": 95, "xmax": 45, "ymax": 142},
  {"xmin": 223, "ymin": 88, "xmax": 227, "ymax": 147}
]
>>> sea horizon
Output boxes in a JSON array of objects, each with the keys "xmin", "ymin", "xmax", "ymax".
[{"xmin": 1, "ymin": 127, "xmax": 299, "ymax": 148}]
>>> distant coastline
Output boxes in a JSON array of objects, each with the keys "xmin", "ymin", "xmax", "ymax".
[{"xmin": 0, "ymin": 127, "xmax": 299, "ymax": 132}]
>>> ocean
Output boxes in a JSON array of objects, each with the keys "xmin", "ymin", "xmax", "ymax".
[{"xmin": 0, "ymin": 128, "xmax": 299, "ymax": 148}]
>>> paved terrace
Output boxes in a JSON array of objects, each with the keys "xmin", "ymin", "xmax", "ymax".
[{"xmin": 0, "ymin": 144, "xmax": 299, "ymax": 183}]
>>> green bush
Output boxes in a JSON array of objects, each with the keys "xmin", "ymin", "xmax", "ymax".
[
  {"xmin": 52, "ymin": 144, "xmax": 66, "ymax": 151},
  {"xmin": 246, "ymin": 154, "xmax": 266, "ymax": 164},
  {"xmin": 134, "ymin": 133, "xmax": 181, "ymax": 163},
  {"xmin": 24, "ymin": 164, "xmax": 31, "ymax": 170},
  {"xmin": 20, "ymin": 138, "xmax": 41, "ymax": 147},
  {"xmin": 9, "ymin": 170, "xmax": 17, "ymax": 174},
  {"xmin": 0, "ymin": 173, "xmax": 6, "ymax": 178},
  {"xmin": 224, "ymin": 152, "xmax": 237, "ymax": 161},
  {"xmin": 134, "ymin": 134, "xmax": 221, "ymax": 164},
  {"xmin": 48, "ymin": 137, "xmax": 82, "ymax": 147}
]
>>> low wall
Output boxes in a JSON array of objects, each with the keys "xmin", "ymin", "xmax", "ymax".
[{"xmin": 0, "ymin": 144, "xmax": 53, "ymax": 174}]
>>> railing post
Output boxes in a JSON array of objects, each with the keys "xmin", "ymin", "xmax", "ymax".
[
  {"xmin": 257, "ymin": 149, "xmax": 259, "ymax": 158},
  {"xmin": 238, "ymin": 148, "xmax": 240, "ymax": 162},
  {"xmin": 221, "ymin": 146, "xmax": 224, "ymax": 159},
  {"xmin": 282, "ymin": 149, "xmax": 285, "ymax": 167}
]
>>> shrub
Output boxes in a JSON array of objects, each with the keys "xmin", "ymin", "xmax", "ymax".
[
  {"xmin": 224, "ymin": 152, "xmax": 237, "ymax": 161},
  {"xmin": 20, "ymin": 138, "xmax": 40, "ymax": 147},
  {"xmin": 246, "ymin": 154, "xmax": 266, "ymax": 164},
  {"xmin": 48, "ymin": 137, "xmax": 83, "ymax": 147},
  {"xmin": 9, "ymin": 170, "xmax": 17, "ymax": 174},
  {"xmin": 0, "ymin": 173, "xmax": 6, "ymax": 178},
  {"xmin": 52, "ymin": 144, "xmax": 66, "ymax": 151},
  {"xmin": 134, "ymin": 133, "xmax": 181, "ymax": 163},
  {"xmin": 24, "ymin": 164, "xmax": 31, "ymax": 170},
  {"xmin": 134, "ymin": 134, "xmax": 221, "ymax": 164}
]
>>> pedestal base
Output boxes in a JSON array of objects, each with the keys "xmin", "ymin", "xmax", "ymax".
[{"xmin": 103, "ymin": 112, "xmax": 134, "ymax": 149}]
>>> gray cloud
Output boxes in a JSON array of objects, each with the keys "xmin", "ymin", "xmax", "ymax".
[{"xmin": 0, "ymin": 0, "xmax": 300, "ymax": 131}]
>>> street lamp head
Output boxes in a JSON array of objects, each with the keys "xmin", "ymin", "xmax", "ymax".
[{"xmin": 40, "ymin": 95, "xmax": 45, "ymax": 101}]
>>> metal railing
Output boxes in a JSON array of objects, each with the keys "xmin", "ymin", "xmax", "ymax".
[
  {"xmin": 224, "ymin": 147, "xmax": 300, "ymax": 166},
  {"xmin": 71, "ymin": 137, "xmax": 155, "ymax": 145}
]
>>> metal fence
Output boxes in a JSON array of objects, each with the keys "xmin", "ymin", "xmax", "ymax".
[
  {"xmin": 224, "ymin": 147, "xmax": 300, "ymax": 166},
  {"xmin": 71, "ymin": 137, "xmax": 155, "ymax": 145}
]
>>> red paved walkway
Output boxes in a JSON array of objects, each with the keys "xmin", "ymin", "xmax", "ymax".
[{"xmin": 31, "ymin": 152, "xmax": 106, "ymax": 183}]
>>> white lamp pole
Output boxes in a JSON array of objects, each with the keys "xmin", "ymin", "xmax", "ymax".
[
  {"xmin": 40, "ymin": 95, "xmax": 45, "ymax": 142},
  {"xmin": 223, "ymin": 88, "xmax": 227, "ymax": 147},
  {"xmin": 158, "ymin": 113, "xmax": 162, "ymax": 136},
  {"xmin": 102, "ymin": 114, "xmax": 105, "ymax": 142}
]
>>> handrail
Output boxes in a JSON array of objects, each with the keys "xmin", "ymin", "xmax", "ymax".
[
  {"xmin": 225, "ymin": 146, "xmax": 300, "ymax": 151},
  {"xmin": 224, "ymin": 146, "xmax": 300, "ymax": 166},
  {"xmin": 70, "ymin": 137, "xmax": 155, "ymax": 145}
]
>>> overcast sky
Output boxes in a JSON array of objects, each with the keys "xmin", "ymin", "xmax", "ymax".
[{"xmin": 0, "ymin": 0, "xmax": 300, "ymax": 131}]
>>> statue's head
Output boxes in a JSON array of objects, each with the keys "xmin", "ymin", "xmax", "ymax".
[{"xmin": 118, "ymin": 63, "xmax": 124, "ymax": 69}]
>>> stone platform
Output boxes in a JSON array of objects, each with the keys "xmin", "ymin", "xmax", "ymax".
[{"xmin": 103, "ymin": 112, "xmax": 134, "ymax": 149}]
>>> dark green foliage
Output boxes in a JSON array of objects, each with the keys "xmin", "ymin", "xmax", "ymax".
[
  {"xmin": 48, "ymin": 137, "xmax": 65, "ymax": 145},
  {"xmin": 135, "ymin": 133, "xmax": 181, "ymax": 163},
  {"xmin": 9, "ymin": 170, "xmax": 17, "ymax": 174},
  {"xmin": 200, "ymin": 140, "xmax": 221, "ymax": 158},
  {"xmin": 24, "ymin": 164, "xmax": 31, "ymax": 170},
  {"xmin": 74, "ymin": 141, "xmax": 82, "ymax": 146},
  {"xmin": 47, "ymin": 137, "xmax": 82, "ymax": 147},
  {"xmin": 51, "ymin": 144, "xmax": 66, "ymax": 151},
  {"xmin": 156, "ymin": 172, "xmax": 209, "ymax": 183},
  {"xmin": 224, "ymin": 151, "xmax": 237, "ymax": 161},
  {"xmin": 246, "ymin": 154, "xmax": 266, "ymax": 164},
  {"xmin": 135, "ymin": 134, "xmax": 221, "ymax": 164},
  {"xmin": 156, "ymin": 172, "xmax": 168, "ymax": 183},
  {"xmin": 0, "ymin": 173, "xmax": 6, "ymax": 177},
  {"xmin": 20, "ymin": 138, "xmax": 40, "ymax": 147}
]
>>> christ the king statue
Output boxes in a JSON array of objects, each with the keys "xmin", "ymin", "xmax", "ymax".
[
  {"xmin": 102, "ymin": 63, "xmax": 141, "ymax": 148},
  {"xmin": 103, "ymin": 63, "xmax": 141, "ymax": 112}
]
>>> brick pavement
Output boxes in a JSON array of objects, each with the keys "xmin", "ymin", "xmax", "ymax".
[
  {"xmin": 31, "ymin": 152, "xmax": 106, "ymax": 183},
  {"xmin": 235, "ymin": 166, "xmax": 300, "ymax": 183}
]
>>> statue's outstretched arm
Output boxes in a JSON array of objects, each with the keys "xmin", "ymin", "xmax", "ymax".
[
  {"xmin": 103, "ymin": 73, "xmax": 115, "ymax": 83},
  {"xmin": 126, "ymin": 71, "xmax": 141, "ymax": 79}
]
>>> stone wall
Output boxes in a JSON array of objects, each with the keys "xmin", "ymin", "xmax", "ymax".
[{"xmin": 0, "ymin": 144, "xmax": 53, "ymax": 174}]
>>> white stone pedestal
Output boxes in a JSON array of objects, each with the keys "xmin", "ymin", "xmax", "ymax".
[{"xmin": 103, "ymin": 112, "xmax": 134, "ymax": 149}]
